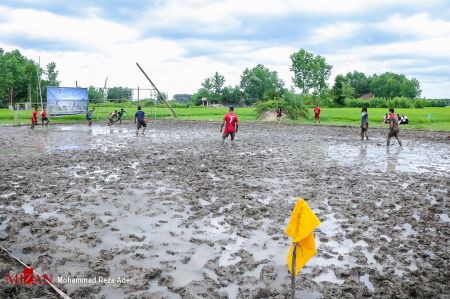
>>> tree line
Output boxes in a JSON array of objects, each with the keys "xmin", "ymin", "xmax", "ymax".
[
  {"xmin": 189, "ymin": 48, "xmax": 425, "ymax": 108},
  {"xmin": 0, "ymin": 48, "xmax": 59, "ymax": 107},
  {"xmin": 88, "ymin": 86, "xmax": 133, "ymax": 103},
  {"xmin": 2, "ymin": 48, "xmax": 443, "ymax": 114}
]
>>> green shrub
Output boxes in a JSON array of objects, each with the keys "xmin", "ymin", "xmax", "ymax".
[
  {"xmin": 255, "ymin": 91, "xmax": 308, "ymax": 120},
  {"xmin": 387, "ymin": 97, "xmax": 414, "ymax": 108},
  {"xmin": 413, "ymin": 98, "xmax": 427, "ymax": 108},
  {"xmin": 319, "ymin": 95, "xmax": 335, "ymax": 107},
  {"xmin": 283, "ymin": 92, "xmax": 308, "ymax": 119},
  {"xmin": 300, "ymin": 94, "xmax": 317, "ymax": 106},
  {"xmin": 255, "ymin": 99, "xmax": 285, "ymax": 116},
  {"xmin": 369, "ymin": 97, "xmax": 388, "ymax": 108},
  {"xmin": 344, "ymin": 98, "xmax": 363, "ymax": 107},
  {"xmin": 422, "ymin": 99, "xmax": 448, "ymax": 107},
  {"xmin": 344, "ymin": 97, "xmax": 387, "ymax": 108}
]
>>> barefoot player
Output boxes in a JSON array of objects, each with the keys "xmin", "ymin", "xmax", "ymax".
[
  {"xmin": 220, "ymin": 106, "xmax": 238, "ymax": 145},
  {"xmin": 361, "ymin": 106, "xmax": 368, "ymax": 140},
  {"xmin": 135, "ymin": 106, "xmax": 146, "ymax": 136},
  {"xmin": 116, "ymin": 108, "xmax": 126, "ymax": 125},
  {"xmin": 86, "ymin": 108, "xmax": 95, "ymax": 126},
  {"xmin": 314, "ymin": 105, "xmax": 321, "ymax": 123},
  {"xmin": 387, "ymin": 108, "xmax": 402, "ymax": 146},
  {"xmin": 107, "ymin": 110, "xmax": 118, "ymax": 126},
  {"xmin": 31, "ymin": 107, "xmax": 38, "ymax": 128},
  {"xmin": 276, "ymin": 104, "xmax": 282, "ymax": 124},
  {"xmin": 41, "ymin": 107, "xmax": 49, "ymax": 126}
]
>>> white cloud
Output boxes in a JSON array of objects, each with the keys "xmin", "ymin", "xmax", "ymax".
[
  {"xmin": 309, "ymin": 22, "xmax": 363, "ymax": 44},
  {"xmin": 286, "ymin": 0, "xmax": 446, "ymax": 15},
  {"xmin": 375, "ymin": 13, "xmax": 450, "ymax": 38},
  {"xmin": 327, "ymin": 35, "xmax": 450, "ymax": 97},
  {"xmin": 144, "ymin": 0, "xmax": 446, "ymax": 22},
  {"xmin": 1, "ymin": 2, "xmax": 450, "ymax": 98},
  {"xmin": 0, "ymin": 6, "xmax": 139, "ymax": 51}
]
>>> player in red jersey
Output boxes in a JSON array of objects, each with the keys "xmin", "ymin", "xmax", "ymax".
[
  {"xmin": 387, "ymin": 108, "xmax": 402, "ymax": 146},
  {"xmin": 31, "ymin": 107, "xmax": 38, "ymax": 128},
  {"xmin": 314, "ymin": 105, "xmax": 321, "ymax": 123},
  {"xmin": 220, "ymin": 106, "xmax": 238, "ymax": 145},
  {"xmin": 41, "ymin": 107, "xmax": 49, "ymax": 126}
]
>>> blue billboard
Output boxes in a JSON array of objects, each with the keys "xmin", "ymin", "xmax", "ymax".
[{"xmin": 47, "ymin": 87, "xmax": 88, "ymax": 115}]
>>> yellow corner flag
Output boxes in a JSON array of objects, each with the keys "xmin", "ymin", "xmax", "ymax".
[{"xmin": 286, "ymin": 198, "xmax": 321, "ymax": 276}]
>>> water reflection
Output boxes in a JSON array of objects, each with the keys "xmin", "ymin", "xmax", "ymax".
[
  {"xmin": 358, "ymin": 143, "xmax": 368, "ymax": 163},
  {"xmin": 327, "ymin": 142, "xmax": 448, "ymax": 174},
  {"xmin": 386, "ymin": 146, "xmax": 401, "ymax": 172}
]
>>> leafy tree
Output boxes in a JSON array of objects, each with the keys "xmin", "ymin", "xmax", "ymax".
[
  {"xmin": 0, "ymin": 49, "xmax": 46, "ymax": 107},
  {"xmin": 221, "ymin": 86, "xmax": 241, "ymax": 105},
  {"xmin": 196, "ymin": 72, "xmax": 228, "ymax": 104},
  {"xmin": 88, "ymin": 86, "xmax": 103, "ymax": 103},
  {"xmin": 211, "ymin": 72, "xmax": 225, "ymax": 94},
  {"xmin": 410, "ymin": 77, "xmax": 422, "ymax": 98},
  {"xmin": 240, "ymin": 64, "xmax": 284, "ymax": 100},
  {"xmin": 191, "ymin": 88, "xmax": 211, "ymax": 105},
  {"xmin": 290, "ymin": 49, "xmax": 332, "ymax": 95},
  {"xmin": 369, "ymin": 72, "xmax": 421, "ymax": 99},
  {"xmin": 332, "ymin": 75, "xmax": 354, "ymax": 106},
  {"xmin": 107, "ymin": 86, "xmax": 133, "ymax": 100},
  {"xmin": 45, "ymin": 62, "xmax": 60, "ymax": 87},
  {"xmin": 201, "ymin": 78, "xmax": 213, "ymax": 93},
  {"xmin": 345, "ymin": 71, "xmax": 370, "ymax": 98}
]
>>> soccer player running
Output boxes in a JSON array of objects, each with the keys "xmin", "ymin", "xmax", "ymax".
[
  {"xmin": 135, "ymin": 106, "xmax": 147, "ymax": 136},
  {"xmin": 387, "ymin": 108, "xmax": 402, "ymax": 146},
  {"xmin": 116, "ymin": 108, "xmax": 126, "ymax": 125},
  {"xmin": 41, "ymin": 107, "xmax": 49, "ymax": 126},
  {"xmin": 314, "ymin": 105, "xmax": 321, "ymax": 123},
  {"xmin": 31, "ymin": 107, "xmax": 38, "ymax": 129},
  {"xmin": 220, "ymin": 106, "xmax": 238, "ymax": 146}
]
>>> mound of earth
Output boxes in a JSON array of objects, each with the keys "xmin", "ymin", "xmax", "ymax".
[{"xmin": 259, "ymin": 111, "xmax": 284, "ymax": 121}]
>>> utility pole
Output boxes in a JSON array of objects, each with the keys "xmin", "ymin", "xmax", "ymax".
[
  {"xmin": 37, "ymin": 57, "xmax": 43, "ymax": 109},
  {"xmin": 136, "ymin": 62, "xmax": 176, "ymax": 117},
  {"xmin": 103, "ymin": 77, "xmax": 108, "ymax": 102}
]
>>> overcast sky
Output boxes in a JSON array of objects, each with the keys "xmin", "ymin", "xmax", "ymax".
[{"xmin": 1, "ymin": 0, "xmax": 449, "ymax": 98}]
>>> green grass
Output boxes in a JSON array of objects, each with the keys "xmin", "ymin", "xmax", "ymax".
[{"xmin": 1, "ymin": 105, "xmax": 449, "ymax": 131}]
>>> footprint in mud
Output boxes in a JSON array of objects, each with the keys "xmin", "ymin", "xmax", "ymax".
[
  {"xmin": 121, "ymin": 234, "xmax": 146, "ymax": 242},
  {"xmin": 80, "ymin": 233, "xmax": 102, "ymax": 247}
]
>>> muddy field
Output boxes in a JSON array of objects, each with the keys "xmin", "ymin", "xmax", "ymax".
[{"xmin": 0, "ymin": 121, "xmax": 449, "ymax": 298}]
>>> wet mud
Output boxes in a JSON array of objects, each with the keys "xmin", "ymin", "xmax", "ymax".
[{"xmin": 0, "ymin": 121, "xmax": 449, "ymax": 298}]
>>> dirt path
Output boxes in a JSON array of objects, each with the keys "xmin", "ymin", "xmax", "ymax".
[{"xmin": 0, "ymin": 121, "xmax": 449, "ymax": 298}]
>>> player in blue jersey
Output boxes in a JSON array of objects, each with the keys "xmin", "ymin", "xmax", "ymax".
[{"xmin": 135, "ymin": 106, "xmax": 147, "ymax": 136}]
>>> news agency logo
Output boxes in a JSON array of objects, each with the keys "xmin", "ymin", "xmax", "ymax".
[{"xmin": 5, "ymin": 267, "xmax": 53, "ymax": 285}]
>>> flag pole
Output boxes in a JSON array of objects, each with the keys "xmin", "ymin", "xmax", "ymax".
[{"xmin": 291, "ymin": 242, "xmax": 297, "ymax": 299}]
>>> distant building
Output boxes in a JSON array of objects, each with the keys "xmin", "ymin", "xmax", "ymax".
[
  {"xmin": 359, "ymin": 93, "xmax": 374, "ymax": 100},
  {"xmin": 201, "ymin": 97, "xmax": 208, "ymax": 106}
]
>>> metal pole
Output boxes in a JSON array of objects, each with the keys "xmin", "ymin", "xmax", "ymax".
[
  {"xmin": 135, "ymin": 62, "xmax": 176, "ymax": 117},
  {"xmin": 103, "ymin": 77, "xmax": 108, "ymax": 102},
  {"xmin": 291, "ymin": 243, "xmax": 297, "ymax": 299},
  {"xmin": 37, "ymin": 57, "xmax": 43, "ymax": 109},
  {"xmin": 0, "ymin": 245, "xmax": 72, "ymax": 299}
]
